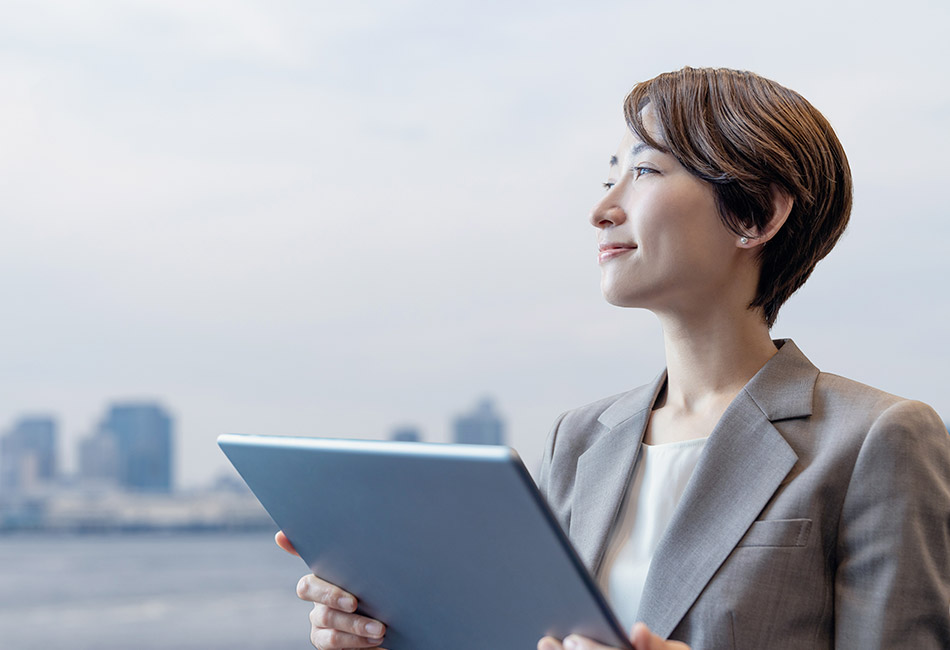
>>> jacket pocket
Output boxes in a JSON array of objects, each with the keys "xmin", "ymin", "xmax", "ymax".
[{"xmin": 736, "ymin": 518, "xmax": 812, "ymax": 548}]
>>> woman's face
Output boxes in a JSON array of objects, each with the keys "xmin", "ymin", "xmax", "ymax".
[{"xmin": 591, "ymin": 107, "xmax": 750, "ymax": 316}]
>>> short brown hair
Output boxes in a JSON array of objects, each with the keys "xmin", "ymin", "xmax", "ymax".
[{"xmin": 623, "ymin": 67, "xmax": 852, "ymax": 327}]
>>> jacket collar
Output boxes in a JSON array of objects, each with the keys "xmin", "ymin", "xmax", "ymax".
[
  {"xmin": 742, "ymin": 338, "xmax": 816, "ymax": 421},
  {"xmin": 572, "ymin": 339, "xmax": 819, "ymax": 634},
  {"xmin": 568, "ymin": 370, "xmax": 666, "ymax": 570},
  {"xmin": 594, "ymin": 338, "xmax": 816, "ymax": 429}
]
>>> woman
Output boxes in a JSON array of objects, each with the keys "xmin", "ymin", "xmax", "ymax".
[{"xmin": 279, "ymin": 67, "xmax": 950, "ymax": 649}]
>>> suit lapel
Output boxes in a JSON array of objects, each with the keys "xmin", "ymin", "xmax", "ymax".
[
  {"xmin": 569, "ymin": 372, "xmax": 667, "ymax": 572},
  {"xmin": 635, "ymin": 391, "xmax": 798, "ymax": 636},
  {"xmin": 636, "ymin": 339, "xmax": 818, "ymax": 637}
]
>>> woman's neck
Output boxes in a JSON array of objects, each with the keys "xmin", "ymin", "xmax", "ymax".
[
  {"xmin": 642, "ymin": 306, "xmax": 777, "ymax": 446},
  {"xmin": 655, "ymin": 306, "xmax": 778, "ymax": 416}
]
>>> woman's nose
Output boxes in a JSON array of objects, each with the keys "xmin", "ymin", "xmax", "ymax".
[{"xmin": 589, "ymin": 191, "xmax": 626, "ymax": 229}]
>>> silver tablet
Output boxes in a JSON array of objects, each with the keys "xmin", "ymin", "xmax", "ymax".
[{"xmin": 218, "ymin": 434, "xmax": 632, "ymax": 650}]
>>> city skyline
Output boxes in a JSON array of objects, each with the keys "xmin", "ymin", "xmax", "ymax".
[
  {"xmin": 0, "ymin": 402, "xmax": 174, "ymax": 493},
  {"xmin": 0, "ymin": 395, "xmax": 509, "ymax": 492}
]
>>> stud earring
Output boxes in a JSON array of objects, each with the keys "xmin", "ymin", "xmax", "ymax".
[{"xmin": 740, "ymin": 237, "xmax": 749, "ymax": 245}]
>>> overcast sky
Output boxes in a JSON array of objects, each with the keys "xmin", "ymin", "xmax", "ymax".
[{"xmin": 1, "ymin": 0, "xmax": 948, "ymax": 488}]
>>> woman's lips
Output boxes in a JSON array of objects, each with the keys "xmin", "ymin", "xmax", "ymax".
[{"xmin": 598, "ymin": 244, "xmax": 637, "ymax": 264}]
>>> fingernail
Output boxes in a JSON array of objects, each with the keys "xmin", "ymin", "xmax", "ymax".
[
  {"xmin": 365, "ymin": 621, "xmax": 384, "ymax": 636},
  {"xmin": 338, "ymin": 596, "xmax": 356, "ymax": 611},
  {"xmin": 564, "ymin": 637, "xmax": 582, "ymax": 650}
]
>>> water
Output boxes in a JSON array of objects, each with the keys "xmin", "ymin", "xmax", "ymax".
[{"xmin": 0, "ymin": 532, "xmax": 316, "ymax": 649}]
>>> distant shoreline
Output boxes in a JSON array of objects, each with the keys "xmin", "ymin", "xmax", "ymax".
[
  {"xmin": 0, "ymin": 522, "xmax": 277, "ymax": 536},
  {"xmin": 0, "ymin": 488, "xmax": 276, "ymax": 535}
]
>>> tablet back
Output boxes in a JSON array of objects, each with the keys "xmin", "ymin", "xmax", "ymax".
[{"xmin": 218, "ymin": 434, "xmax": 631, "ymax": 650}]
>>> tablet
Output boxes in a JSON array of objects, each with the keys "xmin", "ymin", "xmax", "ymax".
[{"xmin": 218, "ymin": 434, "xmax": 632, "ymax": 650}]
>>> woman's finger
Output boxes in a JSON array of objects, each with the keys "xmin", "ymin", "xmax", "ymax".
[
  {"xmin": 561, "ymin": 634, "xmax": 616, "ymax": 649},
  {"xmin": 538, "ymin": 636, "xmax": 564, "ymax": 650},
  {"xmin": 309, "ymin": 603, "xmax": 386, "ymax": 638},
  {"xmin": 630, "ymin": 623, "xmax": 691, "ymax": 650},
  {"xmin": 296, "ymin": 574, "xmax": 360, "ymax": 611},
  {"xmin": 275, "ymin": 530, "xmax": 299, "ymax": 556},
  {"xmin": 309, "ymin": 624, "xmax": 384, "ymax": 649},
  {"xmin": 538, "ymin": 635, "xmax": 619, "ymax": 650}
]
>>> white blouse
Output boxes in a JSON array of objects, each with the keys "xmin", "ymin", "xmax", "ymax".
[{"xmin": 598, "ymin": 437, "xmax": 708, "ymax": 633}]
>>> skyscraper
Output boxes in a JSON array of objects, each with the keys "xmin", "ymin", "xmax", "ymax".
[
  {"xmin": 100, "ymin": 403, "xmax": 173, "ymax": 493},
  {"xmin": 78, "ymin": 430, "xmax": 119, "ymax": 486},
  {"xmin": 453, "ymin": 398, "xmax": 505, "ymax": 446},
  {"xmin": 0, "ymin": 416, "xmax": 57, "ymax": 494},
  {"xmin": 390, "ymin": 426, "xmax": 422, "ymax": 443}
]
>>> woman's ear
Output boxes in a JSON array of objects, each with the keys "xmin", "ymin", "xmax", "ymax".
[{"xmin": 738, "ymin": 186, "xmax": 793, "ymax": 248}]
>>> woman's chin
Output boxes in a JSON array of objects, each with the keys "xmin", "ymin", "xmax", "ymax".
[{"xmin": 601, "ymin": 290, "xmax": 642, "ymax": 309}]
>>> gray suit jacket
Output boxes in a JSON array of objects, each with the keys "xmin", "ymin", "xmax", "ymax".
[{"xmin": 538, "ymin": 340, "xmax": 950, "ymax": 649}]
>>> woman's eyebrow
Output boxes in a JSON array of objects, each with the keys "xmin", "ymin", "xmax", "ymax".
[
  {"xmin": 621, "ymin": 142, "xmax": 664, "ymax": 168},
  {"xmin": 610, "ymin": 142, "xmax": 660, "ymax": 168},
  {"xmin": 629, "ymin": 142, "xmax": 656, "ymax": 158}
]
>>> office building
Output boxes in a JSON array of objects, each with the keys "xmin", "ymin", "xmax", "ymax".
[
  {"xmin": 0, "ymin": 416, "xmax": 57, "ymax": 493},
  {"xmin": 390, "ymin": 426, "xmax": 422, "ymax": 442},
  {"xmin": 453, "ymin": 398, "xmax": 505, "ymax": 446},
  {"xmin": 99, "ymin": 403, "xmax": 174, "ymax": 493},
  {"xmin": 78, "ymin": 430, "xmax": 120, "ymax": 486}
]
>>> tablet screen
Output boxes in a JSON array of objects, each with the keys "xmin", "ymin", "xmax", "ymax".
[{"xmin": 219, "ymin": 434, "xmax": 632, "ymax": 650}]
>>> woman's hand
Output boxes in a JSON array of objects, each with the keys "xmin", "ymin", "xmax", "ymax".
[
  {"xmin": 276, "ymin": 531, "xmax": 388, "ymax": 649},
  {"xmin": 538, "ymin": 623, "xmax": 690, "ymax": 650}
]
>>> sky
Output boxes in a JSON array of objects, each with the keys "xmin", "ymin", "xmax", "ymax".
[{"xmin": 1, "ymin": 0, "xmax": 948, "ymax": 488}]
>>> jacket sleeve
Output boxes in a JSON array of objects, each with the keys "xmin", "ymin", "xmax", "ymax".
[{"xmin": 834, "ymin": 399, "xmax": 950, "ymax": 648}]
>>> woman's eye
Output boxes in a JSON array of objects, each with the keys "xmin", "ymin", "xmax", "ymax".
[
  {"xmin": 602, "ymin": 181, "xmax": 615, "ymax": 191},
  {"xmin": 633, "ymin": 166, "xmax": 656, "ymax": 179}
]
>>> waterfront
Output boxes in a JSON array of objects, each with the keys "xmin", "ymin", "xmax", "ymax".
[{"xmin": 0, "ymin": 532, "xmax": 314, "ymax": 649}]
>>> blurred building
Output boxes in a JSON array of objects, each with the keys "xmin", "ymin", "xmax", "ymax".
[
  {"xmin": 78, "ymin": 429, "xmax": 119, "ymax": 487},
  {"xmin": 390, "ymin": 426, "xmax": 422, "ymax": 442},
  {"xmin": 97, "ymin": 403, "xmax": 174, "ymax": 493},
  {"xmin": 212, "ymin": 470, "xmax": 252, "ymax": 495},
  {"xmin": 453, "ymin": 398, "xmax": 505, "ymax": 446},
  {"xmin": 0, "ymin": 416, "xmax": 57, "ymax": 493}
]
